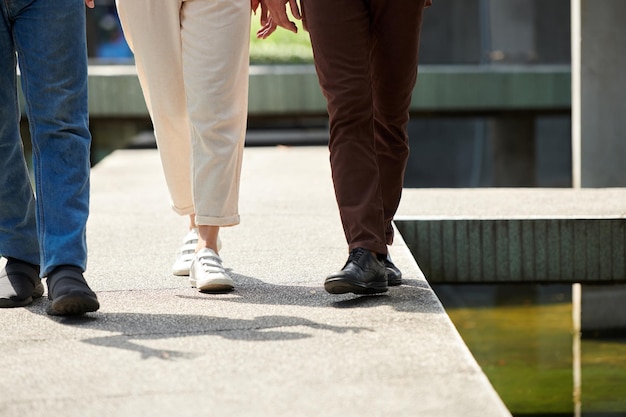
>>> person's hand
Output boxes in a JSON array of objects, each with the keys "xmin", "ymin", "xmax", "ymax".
[
  {"xmin": 256, "ymin": 0, "xmax": 301, "ymax": 39},
  {"xmin": 425, "ymin": 0, "xmax": 433, "ymax": 7},
  {"xmin": 85, "ymin": 0, "xmax": 95, "ymax": 8},
  {"xmin": 251, "ymin": 0, "xmax": 260, "ymax": 14},
  {"xmin": 256, "ymin": 16, "xmax": 277, "ymax": 39}
]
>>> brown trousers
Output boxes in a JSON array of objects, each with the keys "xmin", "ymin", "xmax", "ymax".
[{"xmin": 302, "ymin": 0, "xmax": 427, "ymax": 255}]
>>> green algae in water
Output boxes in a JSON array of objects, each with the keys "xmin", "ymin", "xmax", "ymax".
[
  {"xmin": 432, "ymin": 284, "xmax": 626, "ymax": 416},
  {"xmin": 581, "ymin": 336, "xmax": 626, "ymax": 414}
]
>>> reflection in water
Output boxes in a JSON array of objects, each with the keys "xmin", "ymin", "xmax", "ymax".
[{"xmin": 431, "ymin": 284, "xmax": 626, "ymax": 417}]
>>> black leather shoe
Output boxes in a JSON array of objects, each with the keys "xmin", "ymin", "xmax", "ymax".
[
  {"xmin": 324, "ymin": 248, "xmax": 388, "ymax": 295},
  {"xmin": 384, "ymin": 254, "xmax": 402, "ymax": 286},
  {"xmin": 46, "ymin": 265, "xmax": 99, "ymax": 316},
  {"xmin": 0, "ymin": 259, "xmax": 43, "ymax": 308}
]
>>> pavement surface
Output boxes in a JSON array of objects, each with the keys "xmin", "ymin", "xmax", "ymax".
[{"xmin": 1, "ymin": 146, "xmax": 510, "ymax": 417}]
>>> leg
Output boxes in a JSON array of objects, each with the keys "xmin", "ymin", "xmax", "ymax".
[
  {"xmin": 180, "ymin": 0, "xmax": 250, "ymax": 292},
  {"xmin": 116, "ymin": 0, "xmax": 195, "ymax": 215},
  {"xmin": 14, "ymin": 0, "xmax": 91, "ymax": 276},
  {"xmin": 302, "ymin": 0, "xmax": 387, "ymax": 256},
  {"xmin": 0, "ymin": 2, "xmax": 39, "ymax": 267},
  {"xmin": 370, "ymin": 0, "xmax": 427, "ymax": 245},
  {"xmin": 181, "ymin": 0, "xmax": 250, "ymax": 228},
  {"xmin": 117, "ymin": 0, "xmax": 202, "ymax": 279},
  {"xmin": 370, "ymin": 0, "xmax": 427, "ymax": 286},
  {"xmin": 0, "ymin": 2, "xmax": 44, "ymax": 307},
  {"xmin": 12, "ymin": 0, "xmax": 98, "ymax": 314},
  {"xmin": 303, "ymin": 0, "xmax": 387, "ymax": 294}
]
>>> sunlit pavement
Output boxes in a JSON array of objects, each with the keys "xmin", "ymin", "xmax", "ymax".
[{"xmin": 1, "ymin": 146, "xmax": 510, "ymax": 417}]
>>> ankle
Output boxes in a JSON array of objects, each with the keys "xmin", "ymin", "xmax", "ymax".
[
  {"xmin": 49, "ymin": 265, "xmax": 83, "ymax": 278},
  {"xmin": 6, "ymin": 257, "xmax": 39, "ymax": 270}
]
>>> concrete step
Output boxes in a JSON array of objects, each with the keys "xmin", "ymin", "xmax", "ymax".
[{"xmin": 396, "ymin": 188, "xmax": 626, "ymax": 283}]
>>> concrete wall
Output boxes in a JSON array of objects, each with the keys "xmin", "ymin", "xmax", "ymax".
[{"xmin": 572, "ymin": 0, "xmax": 626, "ymax": 187}]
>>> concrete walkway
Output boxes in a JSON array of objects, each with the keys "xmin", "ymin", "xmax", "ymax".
[{"xmin": 1, "ymin": 146, "xmax": 510, "ymax": 417}]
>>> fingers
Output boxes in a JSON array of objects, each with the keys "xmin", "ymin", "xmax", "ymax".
[
  {"xmin": 270, "ymin": 15, "xmax": 297, "ymax": 33},
  {"xmin": 85, "ymin": 0, "xmax": 95, "ymax": 8},
  {"xmin": 256, "ymin": 19, "xmax": 278, "ymax": 39},
  {"xmin": 257, "ymin": 0, "xmax": 299, "ymax": 37},
  {"xmin": 283, "ymin": 21, "xmax": 298, "ymax": 33},
  {"xmin": 288, "ymin": 0, "xmax": 302, "ymax": 20},
  {"xmin": 263, "ymin": 0, "xmax": 298, "ymax": 33},
  {"xmin": 260, "ymin": 1, "xmax": 269, "ymax": 26}
]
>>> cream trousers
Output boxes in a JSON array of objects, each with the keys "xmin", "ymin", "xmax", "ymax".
[{"xmin": 116, "ymin": 0, "xmax": 250, "ymax": 226}]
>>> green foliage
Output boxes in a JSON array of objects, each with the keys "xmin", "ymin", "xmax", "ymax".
[{"xmin": 249, "ymin": 19, "xmax": 313, "ymax": 64}]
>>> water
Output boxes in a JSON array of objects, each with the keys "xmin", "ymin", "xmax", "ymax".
[{"xmin": 431, "ymin": 284, "xmax": 626, "ymax": 417}]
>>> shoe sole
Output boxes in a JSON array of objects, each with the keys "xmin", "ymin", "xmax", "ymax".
[
  {"xmin": 196, "ymin": 277, "xmax": 234, "ymax": 292},
  {"xmin": 387, "ymin": 276, "xmax": 402, "ymax": 287},
  {"xmin": 197, "ymin": 283, "xmax": 234, "ymax": 293},
  {"xmin": 0, "ymin": 297, "xmax": 34, "ymax": 308},
  {"xmin": 385, "ymin": 265, "xmax": 402, "ymax": 286},
  {"xmin": 47, "ymin": 291, "xmax": 100, "ymax": 316},
  {"xmin": 190, "ymin": 276, "xmax": 234, "ymax": 293},
  {"xmin": 172, "ymin": 256, "xmax": 193, "ymax": 276},
  {"xmin": 324, "ymin": 278, "xmax": 388, "ymax": 295},
  {"xmin": 0, "ymin": 282, "xmax": 44, "ymax": 308},
  {"xmin": 172, "ymin": 268, "xmax": 190, "ymax": 277}
]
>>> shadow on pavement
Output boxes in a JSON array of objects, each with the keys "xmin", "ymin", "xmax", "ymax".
[{"xmin": 22, "ymin": 273, "xmax": 440, "ymax": 360}]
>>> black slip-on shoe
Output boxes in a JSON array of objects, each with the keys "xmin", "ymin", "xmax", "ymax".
[
  {"xmin": 0, "ymin": 259, "xmax": 43, "ymax": 308},
  {"xmin": 384, "ymin": 254, "xmax": 402, "ymax": 287},
  {"xmin": 324, "ymin": 248, "xmax": 388, "ymax": 295},
  {"xmin": 46, "ymin": 265, "xmax": 99, "ymax": 316}
]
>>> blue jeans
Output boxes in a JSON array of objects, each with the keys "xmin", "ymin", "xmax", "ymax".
[{"xmin": 0, "ymin": 0, "xmax": 91, "ymax": 277}]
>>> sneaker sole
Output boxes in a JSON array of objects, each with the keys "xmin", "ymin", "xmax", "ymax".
[
  {"xmin": 47, "ymin": 291, "xmax": 100, "ymax": 316},
  {"xmin": 172, "ymin": 268, "xmax": 190, "ymax": 277},
  {"xmin": 190, "ymin": 275, "xmax": 234, "ymax": 293},
  {"xmin": 324, "ymin": 278, "xmax": 388, "ymax": 295},
  {"xmin": 196, "ymin": 276, "xmax": 234, "ymax": 292},
  {"xmin": 198, "ymin": 283, "xmax": 234, "ymax": 292},
  {"xmin": 172, "ymin": 255, "xmax": 193, "ymax": 276}
]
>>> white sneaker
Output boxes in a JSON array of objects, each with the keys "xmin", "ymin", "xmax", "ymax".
[
  {"xmin": 172, "ymin": 229, "xmax": 198, "ymax": 276},
  {"xmin": 172, "ymin": 229, "xmax": 222, "ymax": 276},
  {"xmin": 189, "ymin": 248, "xmax": 234, "ymax": 292}
]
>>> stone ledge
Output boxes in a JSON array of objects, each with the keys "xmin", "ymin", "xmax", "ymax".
[
  {"xmin": 396, "ymin": 188, "xmax": 626, "ymax": 284},
  {"xmin": 18, "ymin": 64, "xmax": 571, "ymax": 117}
]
